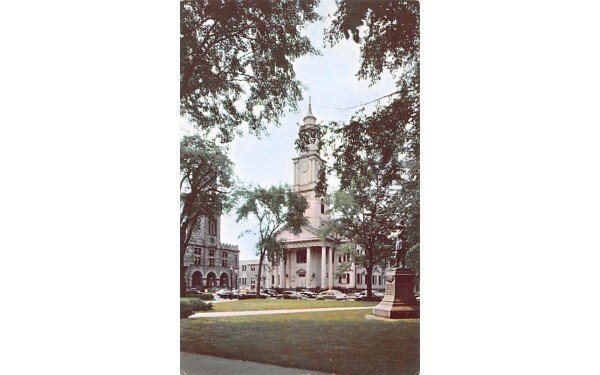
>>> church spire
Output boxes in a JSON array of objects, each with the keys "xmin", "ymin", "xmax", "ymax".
[
  {"xmin": 306, "ymin": 96, "xmax": 314, "ymax": 118},
  {"xmin": 302, "ymin": 97, "xmax": 316, "ymax": 126}
]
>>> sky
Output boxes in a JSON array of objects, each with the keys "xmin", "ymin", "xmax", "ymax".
[{"xmin": 181, "ymin": 0, "xmax": 397, "ymax": 260}]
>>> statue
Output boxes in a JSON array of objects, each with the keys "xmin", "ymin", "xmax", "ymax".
[{"xmin": 393, "ymin": 221, "xmax": 407, "ymax": 269}]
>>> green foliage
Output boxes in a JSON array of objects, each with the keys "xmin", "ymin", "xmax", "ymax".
[
  {"xmin": 325, "ymin": 189, "xmax": 397, "ymax": 271},
  {"xmin": 235, "ymin": 184, "xmax": 308, "ymax": 293},
  {"xmin": 180, "ymin": 135, "xmax": 235, "ymax": 225},
  {"xmin": 405, "ymin": 244, "xmax": 420, "ymax": 292},
  {"xmin": 326, "ymin": 0, "xmax": 419, "ymax": 85},
  {"xmin": 181, "ymin": 298, "xmax": 214, "ymax": 313},
  {"xmin": 316, "ymin": 1, "xmax": 420, "ymax": 264},
  {"xmin": 180, "ymin": 134, "xmax": 236, "ymax": 297},
  {"xmin": 181, "ymin": 0, "xmax": 321, "ymax": 142},
  {"xmin": 187, "ymin": 293, "xmax": 215, "ymax": 301}
]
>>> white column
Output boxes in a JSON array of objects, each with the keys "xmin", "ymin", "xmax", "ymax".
[
  {"xmin": 279, "ymin": 257, "xmax": 285, "ymax": 288},
  {"xmin": 306, "ymin": 247, "xmax": 311, "ymax": 288},
  {"xmin": 328, "ymin": 247, "xmax": 334, "ymax": 290},
  {"xmin": 285, "ymin": 251, "xmax": 291, "ymax": 288},
  {"xmin": 321, "ymin": 246, "xmax": 326, "ymax": 289},
  {"xmin": 265, "ymin": 266, "xmax": 271, "ymax": 288}
]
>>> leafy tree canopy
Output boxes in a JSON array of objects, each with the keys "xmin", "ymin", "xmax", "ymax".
[
  {"xmin": 181, "ymin": 0, "xmax": 321, "ymax": 142},
  {"xmin": 180, "ymin": 134, "xmax": 235, "ymax": 226},
  {"xmin": 307, "ymin": 0, "xmax": 420, "ymax": 247},
  {"xmin": 323, "ymin": 188, "xmax": 398, "ymax": 296},
  {"xmin": 179, "ymin": 134, "xmax": 235, "ymax": 296},
  {"xmin": 235, "ymin": 184, "xmax": 308, "ymax": 294},
  {"xmin": 326, "ymin": 0, "xmax": 419, "ymax": 85}
]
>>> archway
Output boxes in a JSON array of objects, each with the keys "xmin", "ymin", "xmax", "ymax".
[
  {"xmin": 220, "ymin": 272, "xmax": 229, "ymax": 288},
  {"xmin": 191, "ymin": 271, "xmax": 203, "ymax": 288},
  {"xmin": 206, "ymin": 272, "xmax": 217, "ymax": 291}
]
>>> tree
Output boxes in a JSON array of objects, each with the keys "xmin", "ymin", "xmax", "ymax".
[
  {"xmin": 180, "ymin": 135, "xmax": 235, "ymax": 297},
  {"xmin": 324, "ymin": 179, "xmax": 400, "ymax": 299},
  {"xmin": 297, "ymin": 1, "xmax": 420, "ymax": 300},
  {"xmin": 181, "ymin": 0, "xmax": 321, "ymax": 142},
  {"xmin": 325, "ymin": 0, "xmax": 420, "ymax": 246},
  {"xmin": 235, "ymin": 185, "xmax": 308, "ymax": 296},
  {"xmin": 405, "ymin": 244, "xmax": 420, "ymax": 294}
]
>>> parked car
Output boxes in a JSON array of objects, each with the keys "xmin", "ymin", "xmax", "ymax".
[
  {"xmin": 238, "ymin": 291, "xmax": 254, "ymax": 300},
  {"xmin": 228, "ymin": 290, "xmax": 240, "ymax": 299},
  {"xmin": 316, "ymin": 290, "xmax": 347, "ymax": 300},
  {"xmin": 262, "ymin": 289, "xmax": 280, "ymax": 298},
  {"xmin": 355, "ymin": 291, "xmax": 384, "ymax": 301},
  {"xmin": 215, "ymin": 289, "xmax": 231, "ymax": 298},
  {"xmin": 299, "ymin": 289, "xmax": 317, "ymax": 299},
  {"xmin": 238, "ymin": 291, "xmax": 269, "ymax": 300},
  {"xmin": 186, "ymin": 288, "xmax": 202, "ymax": 296},
  {"xmin": 282, "ymin": 291, "xmax": 303, "ymax": 299}
]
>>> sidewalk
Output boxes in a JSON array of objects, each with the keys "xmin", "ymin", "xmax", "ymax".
[
  {"xmin": 189, "ymin": 306, "xmax": 373, "ymax": 318},
  {"xmin": 181, "ymin": 352, "xmax": 332, "ymax": 375}
]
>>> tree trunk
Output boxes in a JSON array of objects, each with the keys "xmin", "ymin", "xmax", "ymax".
[
  {"xmin": 256, "ymin": 248, "xmax": 266, "ymax": 298},
  {"xmin": 365, "ymin": 265, "xmax": 373, "ymax": 299},
  {"xmin": 180, "ymin": 213, "xmax": 201, "ymax": 297},
  {"xmin": 180, "ymin": 225, "xmax": 189, "ymax": 298}
]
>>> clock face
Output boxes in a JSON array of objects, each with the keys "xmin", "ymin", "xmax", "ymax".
[{"xmin": 299, "ymin": 161, "xmax": 309, "ymax": 173}]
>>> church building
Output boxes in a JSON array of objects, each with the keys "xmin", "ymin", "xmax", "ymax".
[{"xmin": 261, "ymin": 102, "xmax": 385, "ymax": 291}]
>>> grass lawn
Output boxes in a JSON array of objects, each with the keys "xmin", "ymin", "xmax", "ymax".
[
  {"xmin": 202, "ymin": 298, "xmax": 378, "ymax": 312},
  {"xmin": 181, "ymin": 309, "xmax": 419, "ymax": 375}
]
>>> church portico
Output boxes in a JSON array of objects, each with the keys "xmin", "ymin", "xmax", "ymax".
[{"xmin": 276, "ymin": 245, "xmax": 335, "ymax": 289}]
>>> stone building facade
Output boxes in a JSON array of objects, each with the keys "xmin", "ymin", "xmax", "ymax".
[{"xmin": 184, "ymin": 216, "xmax": 240, "ymax": 292}]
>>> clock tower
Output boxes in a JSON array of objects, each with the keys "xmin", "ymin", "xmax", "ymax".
[{"xmin": 293, "ymin": 99, "xmax": 327, "ymax": 228}]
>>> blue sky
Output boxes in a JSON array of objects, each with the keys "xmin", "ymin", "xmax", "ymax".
[{"xmin": 182, "ymin": 0, "xmax": 397, "ymax": 260}]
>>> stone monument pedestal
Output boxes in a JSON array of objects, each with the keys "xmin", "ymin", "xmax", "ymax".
[{"xmin": 372, "ymin": 267, "xmax": 420, "ymax": 319}]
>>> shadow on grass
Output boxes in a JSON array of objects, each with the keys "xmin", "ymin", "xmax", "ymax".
[{"xmin": 181, "ymin": 309, "xmax": 419, "ymax": 375}]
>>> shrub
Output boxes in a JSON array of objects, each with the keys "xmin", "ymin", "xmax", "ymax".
[
  {"xmin": 181, "ymin": 306, "xmax": 194, "ymax": 319},
  {"xmin": 197, "ymin": 293, "xmax": 214, "ymax": 301},
  {"xmin": 180, "ymin": 298, "xmax": 213, "ymax": 315}
]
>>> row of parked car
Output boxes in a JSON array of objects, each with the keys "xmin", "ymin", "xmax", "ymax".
[{"xmin": 213, "ymin": 288, "xmax": 386, "ymax": 301}]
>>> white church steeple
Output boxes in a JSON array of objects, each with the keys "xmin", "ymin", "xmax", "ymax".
[{"xmin": 293, "ymin": 100, "xmax": 327, "ymax": 228}]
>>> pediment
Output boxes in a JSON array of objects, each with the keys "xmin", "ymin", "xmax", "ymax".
[{"xmin": 275, "ymin": 225, "xmax": 321, "ymax": 242}]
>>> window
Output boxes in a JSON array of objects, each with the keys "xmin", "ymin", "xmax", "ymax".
[
  {"xmin": 250, "ymin": 265, "xmax": 256, "ymax": 271},
  {"xmin": 242, "ymin": 265, "xmax": 247, "ymax": 271},
  {"xmin": 357, "ymin": 274, "xmax": 363, "ymax": 285},
  {"xmin": 379, "ymin": 275, "xmax": 382, "ymax": 285},
  {"xmin": 372, "ymin": 275, "xmax": 377, "ymax": 285},
  {"xmin": 298, "ymin": 272, "xmax": 306, "ymax": 278},
  {"xmin": 209, "ymin": 249, "xmax": 215, "ymax": 257},
  {"xmin": 194, "ymin": 247, "xmax": 202, "ymax": 255},
  {"xmin": 320, "ymin": 198, "xmax": 325, "ymax": 214},
  {"xmin": 241, "ymin": 278, "xmax": 247, "ymax": 285},
  {"xmin": 250, "ymin": 277, "xmax": 256, "ymax": 288},
  {"xmin": 222, "ymin": 251, "xmax": 228, "ymax": 258},
  {"xmin": 338, "ymin": 274, "xmax": 350, "ymax": 284},
  {"xmin": 221, "ymin": 259, "xmax": 227, "ymax": 267},
  {"xmin": 209, "ymin": 259, "xmax": 215, "ymax": 267},
  {"xmin": 208, "ymin": 219, "xmax": 217, "ymax": 236},
  {"xmin": 194, "ymin": 257, "xmax": 201, "ymax": 266},
  {"xmin": 296, "ymin": 249, "xmax": 306, "ymax": 264}
]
